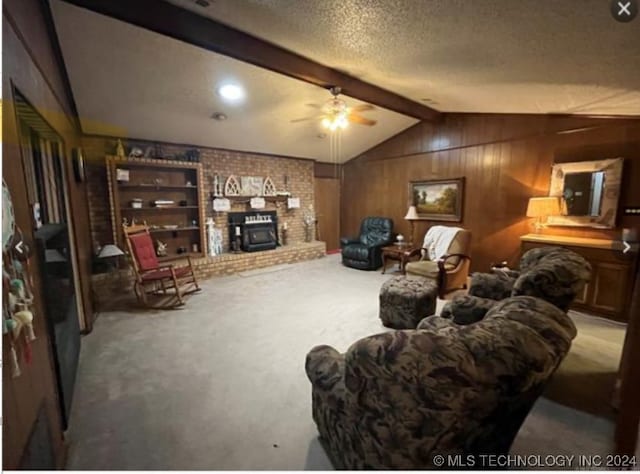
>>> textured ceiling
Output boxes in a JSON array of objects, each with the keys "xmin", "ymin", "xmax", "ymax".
[
  {"xmin": 166, "ymin": 0, "xmax": 640, "ymax": 115},
  {"xmin": 50, "ymin": 1, "xmax": 417, "ymax": 163}
]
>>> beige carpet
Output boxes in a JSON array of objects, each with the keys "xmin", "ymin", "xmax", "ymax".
[
  {"xmin": 67, "ymin": 254, "xmax": 627, "ymax": 469},
  {"xmin": 544, "ymin": 311, "xmax": 625, "ymax": 420}
]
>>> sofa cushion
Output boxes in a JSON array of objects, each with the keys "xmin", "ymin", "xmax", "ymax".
[
  {"xmin": 441, "ymin": 294, "xmax": 497, "ymax": 324},
  {"xmin": 469, "ymin": 271, "xmax": 515, "ymax": 300}
]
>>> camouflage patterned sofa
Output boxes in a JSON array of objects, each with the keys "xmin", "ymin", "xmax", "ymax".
[
  {"xmin": 305, "ymin": 296, "xmax": 577, "ymax": 469},
  {"xmin": 440, "ymin": 246, "xmax": 591, "ymax": 324}
]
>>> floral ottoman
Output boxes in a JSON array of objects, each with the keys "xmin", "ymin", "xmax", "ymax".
[{"xmin": 379, "ymin": 276, "xmax": 438, "ymax": 329}]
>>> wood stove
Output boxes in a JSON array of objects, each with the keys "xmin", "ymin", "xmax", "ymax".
[{"xmin": 228, "ymin": 211, "xmax": 279, "ymax": 252}]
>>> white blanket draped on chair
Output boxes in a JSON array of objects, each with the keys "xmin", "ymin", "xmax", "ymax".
[{"xmin": 423, "ymin": 225, "xmax": 464, "ymax": 260}]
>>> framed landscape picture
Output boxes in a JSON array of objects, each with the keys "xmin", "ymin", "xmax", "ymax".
[{"xmin": 409, "ymin": 178, "xmax": 465, "ymax": 221}]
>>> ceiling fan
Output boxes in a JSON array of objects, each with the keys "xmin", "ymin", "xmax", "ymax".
[{"xmin": 291, "ymin": 86, "xmax": 377, "ymax": 130}]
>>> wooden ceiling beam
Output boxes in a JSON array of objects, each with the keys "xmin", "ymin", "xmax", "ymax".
[{"xmin": 61, "ymin": 0, "xmax": 441, "ymax": 122}]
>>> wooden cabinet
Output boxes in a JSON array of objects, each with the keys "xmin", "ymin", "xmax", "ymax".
[
  {"xmin": 106, "ymin": 156, "xmax": 206, "ymax": 259},
  {"xmin": 521, "ymin": 234, "xmax": 638, "ymax": 322}
]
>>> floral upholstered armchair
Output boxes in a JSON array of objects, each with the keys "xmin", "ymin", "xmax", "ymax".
[
  {"xmin": 440, "ymin": 246, "xmax": 592, "ymax": 324},
  {"xmin": 305, "ymin": 296, "xmax": 577, "ymax": 469}
]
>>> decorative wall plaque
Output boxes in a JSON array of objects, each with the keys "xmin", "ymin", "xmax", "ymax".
[
  {"xmin": 287, "ymin": 197, "xmax": 300, "ymax": 209},
  {"xmin": 213, "ymin": 198, "xmax": 231, "ymax": 212},
  {"xmin": 250, "ymin": 197, "xmax": 266, "ymax": 209}
]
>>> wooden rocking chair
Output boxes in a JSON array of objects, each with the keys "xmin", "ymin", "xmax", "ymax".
[{"xmin": 123, "ymin": 222, "xmax": 200, "ymax": 308}]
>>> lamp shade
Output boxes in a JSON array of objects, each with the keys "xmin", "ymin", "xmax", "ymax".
[
  {"xmin": 404, "ymin": 205, "xmax": 419, "ymax": 220},
  {"xmin": 98, "ymin": 244, "xmax": 124, "ymax": 259},
  {"xmin": 526, "ymin": 197, "xmax": 561, "ymax": 218}
]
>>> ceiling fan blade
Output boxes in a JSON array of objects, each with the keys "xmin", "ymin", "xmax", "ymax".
[
  {"xmin": 291, "ymin": 113, "xmax": 327, "ymax": 123},
  {"xmin": 351, "ymin": 104, "xmax": 375, "ymax": 112},
  {"xmin": 348, "ymin": 113, "xmax": 377, "ymax": 126}
]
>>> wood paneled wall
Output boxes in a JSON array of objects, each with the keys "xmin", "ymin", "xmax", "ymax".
[
  {"xmin": 342, "ymin": 114, "xmax": 640, "ymax": 272},
  {"xmin": 3, "ymin": 0, "xmax": 91, "ymax": 468}
]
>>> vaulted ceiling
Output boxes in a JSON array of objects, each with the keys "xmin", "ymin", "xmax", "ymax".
[{"xmin": 51, "ymin": 0, "xmax": 640, "ymax": 163}]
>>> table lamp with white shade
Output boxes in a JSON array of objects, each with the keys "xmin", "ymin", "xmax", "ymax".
[
  {"xmin": 526, "ymin": 197, "xmax": 561, "ymax": 233},
  {"xmin": 97, "ymin": 244, "xmax": 124, "ymax": 271},
  {"xmin": 404, "ymin": 205, "xmax": 419, "ymax": 244}
]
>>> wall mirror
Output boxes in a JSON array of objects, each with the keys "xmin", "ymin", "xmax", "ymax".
[{"xmin": 547, "ymin": 157, "xmax": 623, "ymax": 228}]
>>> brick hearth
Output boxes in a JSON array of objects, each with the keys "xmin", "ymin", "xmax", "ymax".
[{"xmin": 92, "ymin": 241, "xmax": 327, "ymax": 305}]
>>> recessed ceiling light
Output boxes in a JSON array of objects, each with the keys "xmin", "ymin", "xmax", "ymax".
[
  {"xmin": 211, "ymin": 112, "xmax": 228, "ymax": 121},
  {"xmin": 218, "ymin": 84, "xmax": 245, "ymax": 102}
]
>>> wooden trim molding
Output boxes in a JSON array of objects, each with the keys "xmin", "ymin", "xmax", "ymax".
[{"xmin": 60, "ymin": 0, "xmax": 440, "ymax": 121}]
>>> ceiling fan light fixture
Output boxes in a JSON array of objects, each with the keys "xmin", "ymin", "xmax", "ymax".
[{"xmin": 322, "ymin": 110, "xmax": 349, "ymax": 131}]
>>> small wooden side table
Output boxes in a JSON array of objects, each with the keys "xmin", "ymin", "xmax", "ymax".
[{"xmin": 381, "ymin": 243, "xmax": 418, "ymax": 274}]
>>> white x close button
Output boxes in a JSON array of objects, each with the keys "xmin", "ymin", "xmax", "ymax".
[{"xmin": 611, "ymin": 0, "xmax": 638, "ymax": 22}]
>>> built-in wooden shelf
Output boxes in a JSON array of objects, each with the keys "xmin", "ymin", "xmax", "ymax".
[
  {"xmin": 120, "ymin": 206, "xmax": 199, "ymax": 211},
  {"xmin": 118, "ymin": 184, "xmax": 199, "ymax": 190},
  {"xmin": 107, "ymin": 156, "xmax": 206, "ymax": 259}
]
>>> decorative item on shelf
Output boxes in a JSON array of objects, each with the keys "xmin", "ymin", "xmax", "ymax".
[
  {"xmin": 153, "ymin": 199, "xmax": 175, "ymax": 208},
  {"xmin": 156, "ymin": 240, "xmax": 168, "ymax": 257},
  {"xmin": 404, "ymin": 205, "xmax": 419, "ymax": 244},
  {"xmin": 115, "ymin": 139, "xmax": 125, "ymax": 157},
  {"xmin": 144, "ymin": 146, "xmax": 154, "ymax": 157},
  {"xmin": 410, "ymin": 178, "xmax": 465, "ymax": 222},
  {"xmin": 177, "ymin": 246, "xmax": 188, "ymax": 254},
  {"xmin": 224, "ymin": 175, "xmax": 241, "ymax": 196},
  {"xmin": 288, "ymin": 197, "xmax": 300, "ymax": 209},
  {"xmin": 206, "ymin": 218, "xmax": 216, "ymax": 256},
  {"xmin": 185, "ymin": 149, "xmax": 200, "ymax": 162},
  {"xmin": 130, "ymin": 198, "xmax": 143, "ymax": 209},
  {"xmin": 250, "ymin": 197, "xmax": 266, "ymax": 209},
  {"xmin": 212, "ymin": 175, "xmax": 223, "ymax": 197},
  {"xmin": 129, "ymin": 147, "xmax": 144, "ymax": 158},
  {"xmin": 192, "ymin": 243, "xmax": 199, "ymax": 253},
  {"xmin": 262, "ymin": 177, "xmax": 277, "ymax": 196},
  {"xmin": 213, "ymin": 197, "xmax": 231, "ymax": 212},
  {"xmin": 154, "ymin": 178, "xmax": 164, "ymax": 187},
  {"xmin": 303, "ymin": 206, "xmax": 316, "ymax": 242},
  {"xmin": 116, "ymin": 168, "xmax": 130, "ymax": 182},
  {"xmin": 526, "ymin": 197, "xmax": 561, "ymax": 233},
  {"xmin": 241, "ymin": 176, "xmax": 264, "ymax": 196}
]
